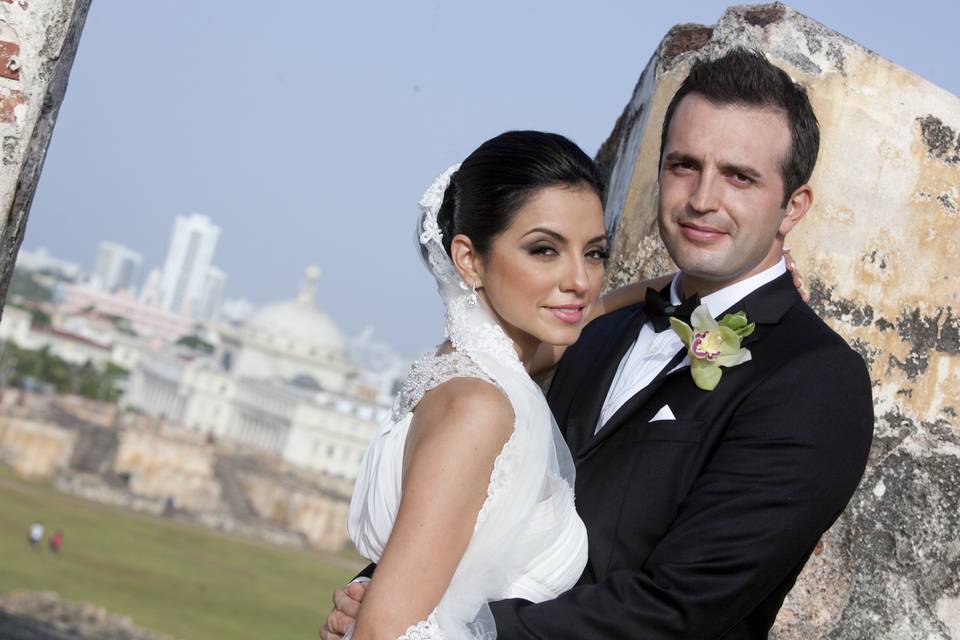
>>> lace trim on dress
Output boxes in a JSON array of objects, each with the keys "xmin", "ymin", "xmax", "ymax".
[
  {"xmin": 397, "ymin": 613, "xmax": 442, "ymax": 640},
  {"xmin": 445, "ymin": 296, "xmax": 526, "ymax": 376},
  {"xmin": 391, "ymin": 351, "xmax": 494, "ymax": 422},
  {"xmin": 476, "ymin": 430, "xmax": 518, "ymax": 528}
]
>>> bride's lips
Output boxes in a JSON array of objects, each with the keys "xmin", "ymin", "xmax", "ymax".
[
  {"xmin": 679, "ymin": 222, "xmax": 727, "ymax": 242},
  {"xmin": 546, "ymin": 305, "xmax": 585, "ymax": 324}
]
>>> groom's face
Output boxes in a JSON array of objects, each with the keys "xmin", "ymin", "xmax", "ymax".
[{"xmin": 658, "ymin": 93, "xmax": 795, "ymax": 294}]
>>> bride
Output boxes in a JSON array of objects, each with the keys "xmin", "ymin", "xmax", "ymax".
[
  {"xmin": 326, "ymin": 130, "xmax": 800, "ymax": 639},
  {"xmin": 337, "ymin": 130, "xmax": 610, "ymax": 640}
]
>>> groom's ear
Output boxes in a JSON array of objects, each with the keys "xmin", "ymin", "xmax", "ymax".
[
  {"xmin": 779, "ymin": 184, "xmax": 813, "ymax": 237},
  {"xmin": 450, "ymin": 234, "xmax": 483, "ymax": 286}
]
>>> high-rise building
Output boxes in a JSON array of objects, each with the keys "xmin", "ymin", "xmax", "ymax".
[
  {"xmin": 196, "ymin": 266, "xmax": 227, "ymax": 321},
  {"xmin": 139, "ymin": 268, "xmax": 164, "ymax": 308},
  {"xmin": 159, "ymin": 214, "xmax": 221, "ymax": 316},
  {"xmin": 91, "ymin": 241, "xmax": 142, "ymax": 293}
]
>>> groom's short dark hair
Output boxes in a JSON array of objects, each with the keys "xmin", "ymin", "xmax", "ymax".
[{"xmin": 659, "ymin": 47, "xmax": 820, "ymax": 206}]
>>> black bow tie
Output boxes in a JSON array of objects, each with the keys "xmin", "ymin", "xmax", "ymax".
[{"xmin": 642, "ymin": 287, "xmax": 701, "ymax": 333}]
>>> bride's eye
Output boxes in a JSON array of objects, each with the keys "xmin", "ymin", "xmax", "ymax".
[
  {"xmin": 586, "ymin": 247, "xmax": 610, "ymax": 261},
  {"xmin": 528, "ymin": 244, "xmax": 558, "ymax": 257}
]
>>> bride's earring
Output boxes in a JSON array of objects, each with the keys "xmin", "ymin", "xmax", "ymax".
[{"xmin": 467, "ymin": 281, "xmax": 479, "ymax": 307}]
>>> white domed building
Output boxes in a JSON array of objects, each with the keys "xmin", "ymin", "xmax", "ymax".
[
  {"xmin": 122, "ymin": 267, "xmax": 395, "ymax": 481},
  {"xmin": 222, "ymin": 266, "xmax": 355, "ymax": 392}
]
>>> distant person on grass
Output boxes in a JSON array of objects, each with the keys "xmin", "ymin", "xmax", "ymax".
[
  {"xmin": 49, "ymin": 529, "xmax": 63, "ymax": 555},
  {"xmin": 27, "ymin": 521, "xmax": 43, "ymax": 550}
]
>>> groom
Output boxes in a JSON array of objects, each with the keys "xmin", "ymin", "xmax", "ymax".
[{"xmin": 325, "ymin": 48, "xmax": 874, "ymax": 639}]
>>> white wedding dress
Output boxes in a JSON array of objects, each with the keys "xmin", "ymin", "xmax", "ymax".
[{"xmin": 344, "ymin": 166, "xmax": 588, "ymax": 639}]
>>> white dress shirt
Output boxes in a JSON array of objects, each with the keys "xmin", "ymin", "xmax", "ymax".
[{"xmin": 595, "ymin": 259, "xmax": 788, "ymax": 433}]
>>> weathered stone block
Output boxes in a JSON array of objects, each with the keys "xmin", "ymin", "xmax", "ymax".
[
  {"xmin": 0, "ymin": 416, "xmax": 74, "ymax": 479},
  {"xmin": 0, "ymin": 0, "xmax": 90, "ymax": 314},
  {"xmin": 113, "ymin": 429, "xmax": 222, "ymax": 513},
  {"xmin": 237, "ymin": 470, "xmax": 351, "ymax": 552},
  {"xmin": 599, "ymin": 3, "xmax": 960, "ymax": 637}
]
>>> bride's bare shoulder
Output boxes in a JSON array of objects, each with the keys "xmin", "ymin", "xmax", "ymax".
[{"xmin": 410, "ymin": 377, "xmax": 513, "ymax": 444}]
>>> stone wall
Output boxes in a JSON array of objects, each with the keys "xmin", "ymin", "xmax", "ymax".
[
  {"xmin": 52, "ymin": 395, "xmax": 119, "ymax": 429},
  {"xmin": 0, "ymin": 416, "xmax": 73, "ymax": 479},
  {"xmin": 0, "ymin": 393, "xmax": 355, "ymax": 552},
  {"xmin": 0, "ymin": 0, "xmax": 91, "ymax": 313},
  {"xmin": 238, "ymin": 469, "xmax": 351, "ymax": 551},
  {"xmin": 113, "ymin": 428, "xmax": 223, "ymax": 514},
  {"xmin": 0, "ymin": 591, "xmax": 172, "ymax": 640},
  {"xmin": 599, "ymin": 4, "xmax": 959, "ymax": 638}
]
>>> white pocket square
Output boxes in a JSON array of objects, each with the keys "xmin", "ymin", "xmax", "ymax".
[{"xmin": 649, "ymin": 404, "xmax": 677, "ymax": 422}]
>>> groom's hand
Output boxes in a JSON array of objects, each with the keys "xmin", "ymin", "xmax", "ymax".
[{"xmin": 320, "ymin": 581, "xmax": 367, "ymax": 639}]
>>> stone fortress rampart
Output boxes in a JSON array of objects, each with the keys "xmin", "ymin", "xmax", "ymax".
[{"xmin": 0, "ymin": 391, "xmax": 354, "ymax": 552}]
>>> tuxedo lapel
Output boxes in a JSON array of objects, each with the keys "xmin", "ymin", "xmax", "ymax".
[
  {"xmin": 563, "ymin": 305, "xmax": 649, "ymax": 456},
  {"xmin": 576, "ymin": 347, "xmax": 687, "ymax": 460},
  {"xmin": 718, "ymin": 272, "xmax": 801, "ymax": 346},
  {"xmin": 573, "ymin": 272, "xmax": 801, "ymax": 460}
]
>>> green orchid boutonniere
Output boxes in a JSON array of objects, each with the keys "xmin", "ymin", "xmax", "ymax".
[{"xmin": 669, "ymin": 305, "xmax": 755, "ymax": 391}]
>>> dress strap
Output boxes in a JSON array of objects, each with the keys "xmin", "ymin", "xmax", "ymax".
[{"xmin": 391, "ymin": 351, "xmax": 493, "ymax": 421}]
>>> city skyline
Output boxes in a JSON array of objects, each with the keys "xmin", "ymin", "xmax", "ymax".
[
  {"xmin": 21, "ymin": 213, "xmax": 233, "ymax": 322},
  {"xmin": 20, "ymin": 1, "xmax": 960, "ymax": 356}
]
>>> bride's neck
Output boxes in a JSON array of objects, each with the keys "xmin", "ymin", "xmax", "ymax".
[{"xmin": 514, "ymin": 338, "xmax": 540, "ymax": 374}]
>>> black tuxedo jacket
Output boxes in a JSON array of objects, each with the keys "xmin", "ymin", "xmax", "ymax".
[{"xmin": 489, "ymin": 273, "xmax": 874, "ymax": 639}]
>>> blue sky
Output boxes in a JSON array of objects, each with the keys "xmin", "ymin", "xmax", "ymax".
[{"xmin": 23, "ymin": 1, "xmax": 959, "ymax": 356}]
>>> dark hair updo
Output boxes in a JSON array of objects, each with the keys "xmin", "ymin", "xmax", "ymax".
[{"xmin": 434, "ymin": 130, "xmax": 605, "ymax": 257}]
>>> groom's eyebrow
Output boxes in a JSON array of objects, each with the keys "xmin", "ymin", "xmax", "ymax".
[
  {"xmin": 664, "ymin": 152, "xmax": 764, "ymax": 180},
  {"xmin": 664, "ymin": 151, "xmax": 697, "ymax": 165},
  {"xmin": 718, "ymin": 161, "xmax": 763, "ymax": 180}
]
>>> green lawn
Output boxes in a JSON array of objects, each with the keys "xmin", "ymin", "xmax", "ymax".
[{"xmin": 0, "ymin": 468, "xmax": 362, "ymax": 639}]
